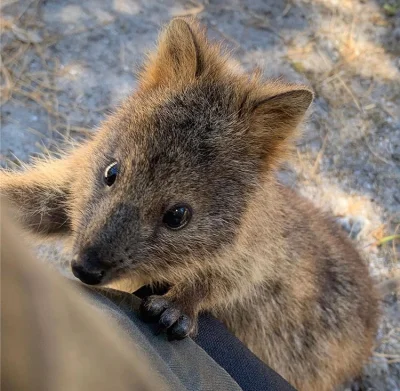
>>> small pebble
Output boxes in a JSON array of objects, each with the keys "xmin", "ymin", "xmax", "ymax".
[{"xmin": 335, "ymin": 216, "xmax": 364, "ymax": 239}]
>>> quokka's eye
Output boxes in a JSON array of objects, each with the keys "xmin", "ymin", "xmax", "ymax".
[
  {"xmin": 163, "ymin": 204, "xmax": 192, "ymax": 230},
  {"xmin": 104, "ymin": 162, "xmax": 119, "ymax": 186}
]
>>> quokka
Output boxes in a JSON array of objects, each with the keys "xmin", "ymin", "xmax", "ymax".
[{"xmin": 1, "ymin": 18, "xmax": 379, "ymax": 391}]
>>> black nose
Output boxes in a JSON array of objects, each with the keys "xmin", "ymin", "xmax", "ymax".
[
  {"xmin": 71, "ymin": 248, "xmax": 108, "ymax": 285},
  {"xmin": 71, "ymin": 261, "xmax": 105, "ymax": 285}
]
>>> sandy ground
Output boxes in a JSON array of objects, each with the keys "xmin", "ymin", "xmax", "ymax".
[{"xmin": 1, "ymin": 0, "xmax": 399, "ymax": 389}]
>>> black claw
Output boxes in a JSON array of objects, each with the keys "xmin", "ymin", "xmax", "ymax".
[
  {"xmin": 140, "ymin": 296, "xmax": 194, "ymax": 340},
  {"xmin": 140, "ymin": 296, "xmax": 169, "ymax": 321},
  {"xmin": 159, "ymin": 307, "xmax": 181, "ymax": 329},
  {"xmin": 167, "ymin": 315, "xmax": 192, "ymax": 340}
]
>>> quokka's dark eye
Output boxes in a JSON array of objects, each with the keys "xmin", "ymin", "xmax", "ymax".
[
  {"xmin": 163, "ymin": 204, "xmax": 192, "ymax": 230},
  {"xmin": 104, "ymin": 162, "xmax": 119, "ymax": 186}
]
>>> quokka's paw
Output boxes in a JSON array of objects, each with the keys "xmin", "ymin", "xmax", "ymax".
[{"xmin": 140, "ymin": 295, "xmax": 196, "ymax": 340}]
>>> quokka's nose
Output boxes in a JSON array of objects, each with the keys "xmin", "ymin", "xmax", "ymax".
[
  {"xmin": 71, "ymin": 261, "xmax": 104, "ymax": 285},
  {"xmin": 71, "ymin": 248, "xmax": 109, "ymax": 285}
]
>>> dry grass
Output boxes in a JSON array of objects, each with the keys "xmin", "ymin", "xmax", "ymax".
[{"xmin": 0, "ymin": 0, "xmax": 96, "ymax": 153}]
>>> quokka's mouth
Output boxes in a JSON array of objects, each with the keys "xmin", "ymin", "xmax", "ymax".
[{"xmin": 101, "ymin": 267, "xmax": 149, "ymax": 293}]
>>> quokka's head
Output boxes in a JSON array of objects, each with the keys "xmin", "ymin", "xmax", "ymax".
[{"xmin": 1, "ymin": 19, "xmax": 313, "ymax": 286}]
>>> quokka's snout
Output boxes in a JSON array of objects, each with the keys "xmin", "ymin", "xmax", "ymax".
[
  {"xmin": 70, "ymin": 200, "xmax": 144, "ymax": 285},
  {"xmin": 71, "ymin": 247, "xmax": 111, "ymax": 285}
]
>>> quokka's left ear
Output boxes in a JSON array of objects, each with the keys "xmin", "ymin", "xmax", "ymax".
[
  {"xmin": 249, "ymin": 84, "xmax": 313, "ymax": 165},
  {"xmin": 0, "ymin": 156, "xmax": 73, "ymax": 237}
]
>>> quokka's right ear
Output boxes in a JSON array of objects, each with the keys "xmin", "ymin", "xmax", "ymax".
[
  {"xmin": 0, "ymin": 157, "xmax": 72, "ymax": 237},
  {"xmin": 247, "ymin": 83, "xmax": 314, "ymax": 167}
]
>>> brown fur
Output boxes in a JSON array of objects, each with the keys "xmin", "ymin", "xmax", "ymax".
[{"xmin": 0, "ymin": 18, "xmax": 379, "ymax": 390}]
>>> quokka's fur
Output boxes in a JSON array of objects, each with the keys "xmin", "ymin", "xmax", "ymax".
[{"xmin": 0, "ymin": 18, "xmax": 379, "ymax": 391}]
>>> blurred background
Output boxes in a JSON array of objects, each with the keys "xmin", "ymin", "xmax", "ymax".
[{"xmin": 1, "ymin": 0, "xmax": 399, "ymax": 389}]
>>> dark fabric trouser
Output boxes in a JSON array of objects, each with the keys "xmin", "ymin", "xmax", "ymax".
[
  {"xmin": 124, "ymin": 286, "xmax": 296, "ymax": 391},
  {"xmin": 195, "ymin": 314, "xmax": 296, "ymax": 391}
]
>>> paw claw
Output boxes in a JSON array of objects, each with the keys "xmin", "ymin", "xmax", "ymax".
[
  {"xmin": 140, "ymin": 295, "xmax": 195, "ymax": 340},
  {"xmin": 159, "ymin": 307, "xmax": 181, "ymax": 329},
  {"xmin": 139, "ymin": 296, "xmax": 168, "ymax": 322},
  {"xmin": 167, "ymin": 315, "xmax": 192, "ymax": 340}
]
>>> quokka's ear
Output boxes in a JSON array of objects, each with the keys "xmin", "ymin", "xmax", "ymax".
[
  {"xmin": 249, "ymin": 85, "xmax": 313, "ymax": 165},
  {"xmin": 138, "ymin": 18, "xmax": 206, "ymax": 90},
  {"xmin": 0, "ymin": 157, "xmax": 72, "ymax": 237}
]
